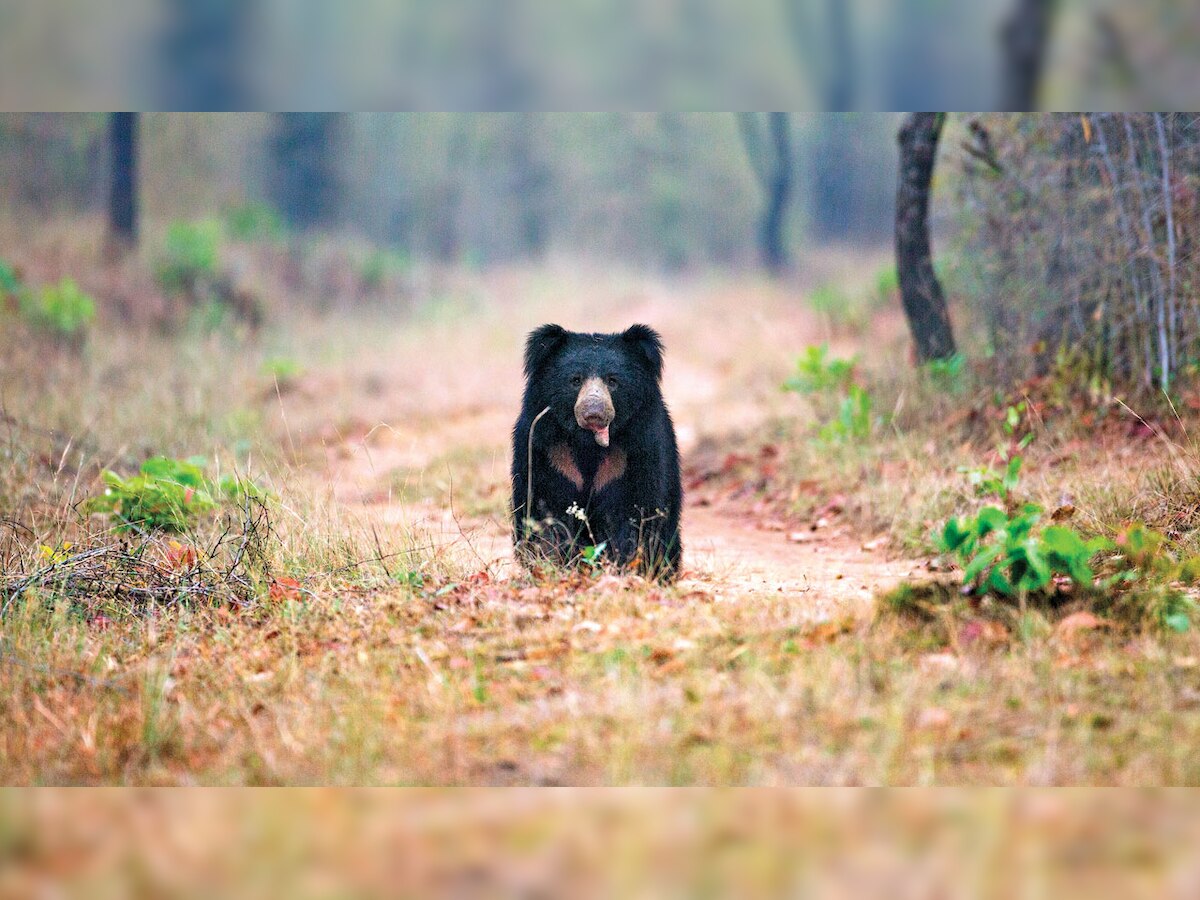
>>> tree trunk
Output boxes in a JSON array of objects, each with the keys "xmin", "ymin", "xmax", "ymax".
[
  {"xmin": 826, "ymin": 0, "xmax": 854, "ymax": 112},
  {"xmin": 760, "ymin": 119, "xmax": 792, "ymax": 272},
  {"xmin": 159, "ymin": 0, "xmax": 255, "ymax": 109},
  {"xmin": 107, "ymin": 112, "xmax": 139, "ymax": 252},
  {"xmin": 999, "ymin": 0, "xmax": 1055, "ymax": 110},
  {"xmin": 896, "ymin": 113, "xmax": 956, "ymax": 362},
  {"xmin": 509, "ymin": 113, "xmax": 550, "ymax": 259},
  {"xmin": 809, "ymin": 1, "xmax": 857, "ymax": 243},
  {"xmin": 736, "ymin": 112, "xmax": 794, "ymax": 275},
  {"xmin": 759, "ymin": 113, "xmax": 793, "ymax": 274},
  {"xmin": 267, "ymin": 113, "xmax": 343, "ymax": 232}
]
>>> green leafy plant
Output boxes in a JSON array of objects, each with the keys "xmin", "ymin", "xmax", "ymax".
[
  {"xmin": 224, "ymin": 203, "xmax": 285, "ymax": 243},
  {"xmin": 19, "ymin": 277, "xmax": 96, "ymax": 339},
  {"xmin": 360, "ymin": 248, "xmax": 413, "ymax": 292},
  {"xmin": 86, "ymin": 456, "xmax": 266, "ymax": 532},
  {"xmin": 783, "ymin": 345, "xmax": 857, "ymax": 395},
  {"xmin": 0, "ymin": 259, "xmax": 21, "ymax": 300},
  {"xmin": 925, "ymin": 353, "xmax": 968, "ymax": 394},
  {"xmin": 783, "ymin": 346, "xmax": 874, "ymax": 444},
  {"xmin": 938, "ymin": 504, "xmax": 1112, "ymax": 599},
  {"xmin": 819, "ymin": 384, "xmax": 874, "ymax": 443},
  {"xmin": 1000, "ymin": 401, "xmax": 1035, "ymax": 449},
  {"xmin": 261, "ymin": 355, "xmax": 305, "ymax": 384},
  {"xmin": 936, "ymin": 508, "xmax": 1198, "ymax": 631},
  {"xmin": 959, "ymin": 454, "xmax": 1023, "ymax": 499},
  {"xmin": 873, "ymin": 265, "xmax": 899, "ymax": 302},
  {"xmin": 155, "ymin": 220, "xmax": 223, "ymax": 294},
  {"xmin": 580, "ymin": 542, "xmax": 608, "ymax": 571},
  {"xmin": 1111, "ymin": 524, "xmax": 1198, "ymax": 632}
]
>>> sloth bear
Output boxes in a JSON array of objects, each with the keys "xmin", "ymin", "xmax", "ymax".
[{"xmin": 511, "ymin": 323, "xmax": 682, "ymax": 580}]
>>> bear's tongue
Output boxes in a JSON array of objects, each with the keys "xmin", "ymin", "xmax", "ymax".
[{"xmin": 589, "ymin": 424, "xmax": 610, "ymax": 447}]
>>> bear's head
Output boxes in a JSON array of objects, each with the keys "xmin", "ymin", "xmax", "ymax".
[{"xmin": 523, "ymin": 323, "xmax": 664, "ymax": 447}]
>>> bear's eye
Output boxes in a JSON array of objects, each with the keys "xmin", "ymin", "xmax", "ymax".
[
  {"xmin": 569, "ymin": 374, "xmax": 583, "ymax": 388},
  {"xmin": 605, "ymin": 375, "xmax": 619, "ymax": 388}
]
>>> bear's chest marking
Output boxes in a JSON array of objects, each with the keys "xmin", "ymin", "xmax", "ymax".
[
  {"xmin": 594, "ymin": 448, "xmax": 627, "ymax": 492},
  {"xmin": 547, "ymin": 443, "xmax": 627, "ymax": 494},
  {"xmin": 548, "ymin": 443, "xmax": 585, "ymax": 490}
]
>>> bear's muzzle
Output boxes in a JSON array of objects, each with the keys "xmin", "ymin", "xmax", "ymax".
[{"xmin": 574, "ymin": 376, "xmax": 614, "ymax": 447}]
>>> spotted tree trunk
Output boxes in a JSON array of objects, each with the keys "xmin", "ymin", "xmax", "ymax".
[
  {"xmin": 895, "ymin": 112, "xmax": 956, "ymax": 362},
  {"xmin": 107, "ymin": 112, "xmax": 139, "ymax": 251}
]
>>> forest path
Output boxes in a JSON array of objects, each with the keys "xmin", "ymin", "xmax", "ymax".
[{"xmin": 315, "ymin": 403, "xmax": 918, "ymax": 622}]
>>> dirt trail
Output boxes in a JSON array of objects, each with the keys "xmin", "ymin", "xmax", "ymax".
[{"xmin": 319, "ymin": 409, "xmax": 919, "ymax": 621}]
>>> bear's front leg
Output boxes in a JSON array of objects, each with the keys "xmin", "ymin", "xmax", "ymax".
[{"xmin": 594, "ymin": 483, "xmax": 668, "ymax": 575}]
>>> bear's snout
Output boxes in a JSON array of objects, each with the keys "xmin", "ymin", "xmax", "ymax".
[{"xmin": 575, "ymin": 376, "xmax": 614, "ymax": 447}]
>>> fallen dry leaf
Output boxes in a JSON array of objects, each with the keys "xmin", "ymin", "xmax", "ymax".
[
  {"xmin": 1054, "ymin": 611, "xmax": 1110, "ymax": 642},
  {"xmin": 1050, "ymin": 505, "xmax": 1077, "ymax": 522},
  {"xmin": 269, "ymin": 577, "xmax": 303, "ymax": 603},
  {"xmin": 162, "ymin": 540, "xmax": 199, "ymax": 571}
]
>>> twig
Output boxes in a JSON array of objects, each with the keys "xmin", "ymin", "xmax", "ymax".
[{"xmin": 523, "ymin": 406, "xmax": 551, "ymax": 538}]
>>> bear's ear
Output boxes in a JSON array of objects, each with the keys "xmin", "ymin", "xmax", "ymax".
[
  {"xmin": 524, "ymin": 324, "xmax": 569, "ymax": 377},
  {"xmin": 621, "ymin": 324, "xmax": 664, "ymax": 380}
]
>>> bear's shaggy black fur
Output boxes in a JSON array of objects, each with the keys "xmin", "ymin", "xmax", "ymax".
[{"xmin": 511, "ymin": 324, "xmax": 682, "ymax": 580}]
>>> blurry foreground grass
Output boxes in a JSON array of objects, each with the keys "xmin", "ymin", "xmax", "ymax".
[{"xmin": 3, "ymin": 789, "xmax": 1200, "ymax": 898}]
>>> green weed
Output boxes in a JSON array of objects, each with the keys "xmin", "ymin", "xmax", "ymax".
[
  {"xmin": 959, "ymin": 455, "xmax": 1023, "ymax": 500},
  {"xmin": 155, "ymin": 220, "xmax": 223, "ymax": 294},
  {"xmin": 0, "ymin": 259, "xmax": 21, "ymax": 299},
  {"xmin": 225, "ymin": 203, "xmax": 285, "ymax": 243},
  {"xmin": 86, "ymin": 456, "xmax": 266, "ymax": 533},
  {"xmin": 925, "ymin": 353, "xmax": 968, "ymax": 395},
  {"xmin": 938, "ymin": 503, "xmax": 1112, "ymax": 599},
  {"xmin": 819, "ymin": 384, "xmax": 873, "ymax": 443},
  {"xmin": 360, "ymin": 248, "xmax": 413, "ymax": 292},
  {"xmin": 782, "ymin": 345, "xmax": 857, "ymax": 395},
  {"xmin": 19, "ymin": 277, "xmax": 96, "ymax": 340}
]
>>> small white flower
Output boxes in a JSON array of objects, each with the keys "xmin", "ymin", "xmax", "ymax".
[{"xmin": 566, "ymin": 503, "xmax": 588, "ymax": 522}]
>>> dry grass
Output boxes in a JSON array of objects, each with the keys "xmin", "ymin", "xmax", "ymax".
[
  {"xmin": 6, "ymin": 789, "xmax": 1200, "ymax": 898},
  {"xmin": 5, "ymin": 225, "xmax": 1200, "ymax": 785}
]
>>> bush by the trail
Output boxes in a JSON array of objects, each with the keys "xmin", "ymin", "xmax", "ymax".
[
  {"xmin": 86, "ymin": 456, "xmax": 267, "ymax": 533},
  {"xmin": 154, "ymin": 220, "xmax": 265, "ymax": 330},
  {"xmin": 938, "ymin": 503, "xmax": 1112, "ymax": 598},
  {"xmin": 224, "ymin": 202, "xmax": 286, "ymax": 243},
  {"xmin": 18, "ymin": 277, "xmax": 95, "ymax": 341},
  {"xmin": 0, "ymin": 259, "xmax": 21, "ymax": 300},
  {"xmin": 783, "ymin": 345, "xmax": 877, "ymax": 444},
  {"xmin": 156, "ymin": 220, "xmax": 223, "ymax": 295},
  {"xmin": 901, "ymin": 507, "xmax": 1199, "ymax": 633},
  {"xmin": 783, "ymin": 345, "xmax": 856, "ymax": 395}
]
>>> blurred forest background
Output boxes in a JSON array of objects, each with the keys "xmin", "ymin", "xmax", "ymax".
[
  {"xmin": 2, "ymin": 0, "xmax": 1198, "ymax": 109},
  {"xmin": 0, "ymin": 112, "xmax": 896, "ymax": 268},
  {"xmin": 5, "ymin": 111, "xmax": 1200, "ymax": 395}
]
